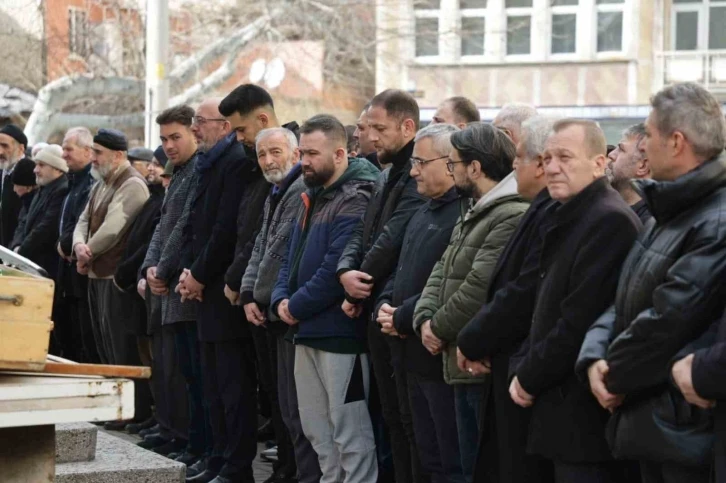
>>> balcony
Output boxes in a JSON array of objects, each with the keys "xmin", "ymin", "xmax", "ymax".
[{"xmin": 655, "ymin": 50, "xmax": 726, "ymax": 93}]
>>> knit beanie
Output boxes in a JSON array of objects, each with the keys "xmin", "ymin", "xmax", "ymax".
[
  {"xmin": 34, "ymin": 144, "xmax": 69, "ymax": 173},
  {"xmin": 11, "ymin": 158, "xmax": 37, "ymax": 187}
]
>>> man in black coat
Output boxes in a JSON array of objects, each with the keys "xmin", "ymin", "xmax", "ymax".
[
  {"xmin": 336, "ymin": 89, "xmax": 427, "ymax": 483},
  {"xmin": 577, "ymin": 83, "xmax": 726, "ymax": 483},
  {"xmin": 375, "ymin": 123, "xmax": 465, "ymax": 481},
  {"xmin": 680, "ymin": 309, "xmax": 726, "ymax": 481},
  {"xmin": 177, "ymin": 97, "xmax": 260, "ymax": 483},
  {"xmin": 509, "ymin": 119, "xmax": 641, "ymax": 482},
  {"xmin": 219, "ymin": 85, "xmax": 303, "ymax": 482},
  {"xmin": 456, "ymin": 115, "xmax": 555, "ymax": 483},
  {"xmin": 57, "ymin": 127, "xmax": 97, "ymax": 363},
  {"xmin": 606, "ymin": 122, "xmax": 652, "ymax": 224},
  {"xmin": 0, "ymin": 124, "xmax": 29, "ymax": 249}
]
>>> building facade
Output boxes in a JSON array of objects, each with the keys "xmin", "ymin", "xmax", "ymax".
[{"xmin": 376, "ymin": 0, "xmax": 717, "ymax": 141}]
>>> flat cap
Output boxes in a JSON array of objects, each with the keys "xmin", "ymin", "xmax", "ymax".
[{"xmin": 128, "ymin": 147, "xmax": 154, "ymax": 162}]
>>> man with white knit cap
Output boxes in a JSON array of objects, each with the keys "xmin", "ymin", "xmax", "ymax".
[{"xmin": 12, "ymin": 144, "xmax": 69, "ymax": 279}]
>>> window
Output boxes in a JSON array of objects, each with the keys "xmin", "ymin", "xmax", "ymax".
[
  {"xmin": 551, "ymin": 0, "xmax": 578, "ymax": 55},
  {"xmin": 69, "ymin": 8, "xmax": 89, "ymax": 57},
  {"xmin": 671, "ymin": 1, "xmax": 726, "ymax": 51},
  {"xmin": 461, "ymin": 0, "xmax": 486, "ymax": 56},
  {"xmin": 506, "ymin": 0, "xmax": 532, "ymax": 56},
  {"xmin": 595, "ymin": 0, "xmax": 624, "ymax": 52},
  {"xmin": 414, "ymin": 0, "xmax": 440, "ymax": 57}
]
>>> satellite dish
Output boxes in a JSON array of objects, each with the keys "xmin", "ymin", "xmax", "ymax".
[
  {"xmin": 264, "ymin": 58, "xmax": 286, "ymax": 89},
  {"xmin": 249, "ymin": 59, "xmax": 266, "ymax": 83}
]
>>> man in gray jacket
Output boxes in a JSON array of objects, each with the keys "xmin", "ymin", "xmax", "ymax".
[
  {"xmin": 141, "ymin": 105, "xmax": 203, "ymax": 462},
  {"xmin": 240, "ymin": 127, "xmax": 320, "ymax": 483}
]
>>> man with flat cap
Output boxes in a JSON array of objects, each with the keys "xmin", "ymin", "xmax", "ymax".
[
  {"xmin": 0, "ymin": 124, "xmax": 30, "ymax": 248},
  {"xmin": 128, "ymin": 147, "xmax": 155, "ymax": 179},
  {"xmin": 73, "ymin": 128, "xmax": 150, "ymax": 371}
]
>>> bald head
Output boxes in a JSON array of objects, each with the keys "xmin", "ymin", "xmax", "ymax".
[{"xmin": 193, "ymin": 97, "xmax": 231, "ymax": 151}]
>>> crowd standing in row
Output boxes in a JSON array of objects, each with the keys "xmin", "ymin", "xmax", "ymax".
[{"xmin": 1, "ymin": 80, "xmax": 725, "ymax": 483}]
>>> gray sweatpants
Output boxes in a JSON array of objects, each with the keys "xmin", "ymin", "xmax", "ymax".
[{"xmin": 294, "ymin": 345, "xmax": 378, "ymax": 483}]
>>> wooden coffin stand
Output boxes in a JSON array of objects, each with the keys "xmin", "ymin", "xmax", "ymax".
[{"xmin": 0, "ymin": 264, "xmax": 183, "ymax": 482}]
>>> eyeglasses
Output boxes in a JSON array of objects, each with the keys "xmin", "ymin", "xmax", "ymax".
[
  {"xmin": 192, "ymin": 116, "xmax": 227, "ymax": 126},
  {"xmin": 446, "ymin": 158, "xmax": 465, "ymax": 173},
  {"xmin": 410, "ymin": 155, "xmax": 448, "ymax": 169}
]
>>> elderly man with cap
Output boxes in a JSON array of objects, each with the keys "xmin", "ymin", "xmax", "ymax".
[
  {"xmin": 128, "ymin": 147, "xmax": 155, "ymax": 179},
  {"xmin": 0, "ymin": 124, "xmax": 31, "ymax": 248},
  {"xmin": 11, "ymin": 144, "xmax": 69, "ymax": 279},
  {"xmin": 73, "ymin": 128, "xmax": 149, "ymax": 368}
]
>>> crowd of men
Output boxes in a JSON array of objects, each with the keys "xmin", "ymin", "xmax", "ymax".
[{"xmin": 1, "ymin": 80, "xmax": 725, "ymax": 483}]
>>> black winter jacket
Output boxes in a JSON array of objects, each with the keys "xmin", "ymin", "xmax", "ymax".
[
  {"xmin": 376, "ymin": 187, "xmax": 460, "ymax": 378},
  {"xmin": 15, "ymin": 175, "xmax": 69, "ymax": 279},
  {"xmin": 575, "ymin": 154, "xmax": 726, "ymax": 397},
  {"xmin": 57, "ymin": 164, "xmax": 94, "ymax": 297},
  {"xmin": 10, "ymin": 190, "xmax": 36, "ymax": 249},
  {"xmin": 336, "ymin": 140, "xmax": 425, "ymax": 304},
  {"xmin": 513, "ymin": 177, "xmax": 642, "ymax": 463},
  {"xmin": 114, "ymin": 183, "xmax": 165, "ymax": 293},
  {"xmin": 692, "ymin": 308, "xmax": 726, "ymax": 481}
]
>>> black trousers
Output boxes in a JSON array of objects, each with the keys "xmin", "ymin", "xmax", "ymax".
[
  {"xmin": 201, "ymin": 337, "xmax": 258, "ymax": 481},
  {"xmin": 151, "ymin": 324, "xmax": 189, "ymax": 441},
  {"xmin": 368, "ymin": 321, "xmax": 419, "ymax": 483},
  {"xmin": 172, "ymin": 321, "xmax": 210, "ymax": 454},
  {"xmin": 640, "ymin": 460, "xmax": 710, "ymax": 483},
  {"xmin": 252, "ymin": 326, "xmax": 296, "ymax": 477},
  {"xmin": 407, "ymin": 372, "xmax": 465, "ymax": 483}
]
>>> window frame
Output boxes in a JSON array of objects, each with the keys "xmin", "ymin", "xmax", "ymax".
[
  {"xmin": 671, "ymin": 0, "xmax": 726, "ymax": 51},
  {"xmin": 413, "ymin": 1, "xmax": 443, "ymax": 61},
  {"xmin": 460, "ymin": 5, "xmax": 488, "ymax": 60},
  {"xmin": 504, "ymin": 2, "xmax": 534, "ymax": 59},
  {"xmin": 593, "ymin": 0, "xmax": 627, "ymax": 58},
  {"xmin": 549, "ymin": 2, "xmax": 579, "ymax": 60},
  {"xmin": 68, "ymin": 7, "xmax": 90, "ymax": 59}
]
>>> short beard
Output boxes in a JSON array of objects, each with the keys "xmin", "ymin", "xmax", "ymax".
[
  {"xmin": 303, "ymin": 164, "xmax": 335, "ymax": 188},
  {"xmin": 91, "ymin": 164, "xmax": 112, "ymax": 181},
  {"xmin": 455, "ymin": 177, "xmax": 477, "ymax": 199},
  {"xmin": 36, "ymin": 176, "xmax": 48, "ymax": 187},
  {"xmin": 263, "ymin": 163, "xmax": 294, "ymax": 185}
]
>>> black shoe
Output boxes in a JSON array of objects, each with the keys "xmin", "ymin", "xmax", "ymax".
[
  {"xmin": 125, "ymin": 417, "xmax": 156, "ymax": 434},
  {"xmin": 153, "ymin": 438, "xmax": 188, "ymax": 456},
  {"xmin": 175, "ymin": 452, "xmax": 202, "ymax": 466},
  {"xmin": 137, "ymin": 434, "xmax": 169, "ymax": 449},
  {"xmin": 139, "ymin": 424, "xmax": 161, "ymax": 438},
  {"xmin": 186, "ymin": 469, "xmax": 218, "ymax": 483},
  {"xmin": 104, "ymin": 420, "xmax": 132, "ymax": 431},
  {"xmin": 257, "ymin": 419, "xmax": 275, "ymax": 442},
  {"xmin": 185, "ymin": 457, "xmax": 208, "ymax": 478}
]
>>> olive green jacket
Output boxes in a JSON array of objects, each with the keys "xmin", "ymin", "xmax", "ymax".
[{"xmin": 413, "ymin": 172, "xmax": 528, "ymax": 384}]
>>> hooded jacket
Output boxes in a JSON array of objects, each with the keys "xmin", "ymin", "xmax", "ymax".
[
  {"xmin": 271, "ymin": 157, "xmax": 378, "ymax": 347},
  {"xmin": 414, "ymin": 172, "xmax": 529, "ymax": 384}
]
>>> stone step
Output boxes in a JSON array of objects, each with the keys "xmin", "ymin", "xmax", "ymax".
[
  {"xmin": 55, "ymin": 431, "xmax": 185, "ymax": 483},
  {"xmin": 56, "ymin": 422, "xmax": 98, "ymax": 463}
]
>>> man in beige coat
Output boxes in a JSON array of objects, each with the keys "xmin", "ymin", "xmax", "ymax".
[{"xmin": 73, "ymin": 129, "xmax": 149, "ymax": 367}]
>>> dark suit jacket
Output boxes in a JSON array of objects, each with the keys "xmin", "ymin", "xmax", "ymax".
[
  {"xmin": 457, "ymin": 188, "xmax": 555, "ymax": 483},
  {"xmin": 513, "ymin": 178, "xmax": 641, "ymax": 463},
  {"xmin": 182, "ymin": 134, "xmax": 255, "ymax": 342}
]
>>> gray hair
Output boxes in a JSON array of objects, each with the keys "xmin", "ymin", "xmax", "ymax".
[
  {"xmin": 255, "ymin": 127, "xmax": 298, "ymax": 152},
  {"xmin": 493, "ymin": 103, "xmax": 538, "ymax": 134},
  {"xmin": 520, "ymin": 116, "xmax": 555, "ymax": 161},
  {"xmin": 414, "ymin": 123, "xmax": 460, "ymax": 157},
  {"xmin": 63, "ymin": 127, "xmax": 93, "ymax": 148},
  {"xmin": 650, "ymin": 83, "xmax": 726, "ymax": 160},
  {"xmin": 622, "ymin": 122, "xmax": 647, "ymax": 160}
]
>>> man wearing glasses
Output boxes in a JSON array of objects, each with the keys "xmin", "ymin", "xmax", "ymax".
[{"xmin": 413, "ymin": 122, "xmax": 529, "ymax": 481}]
